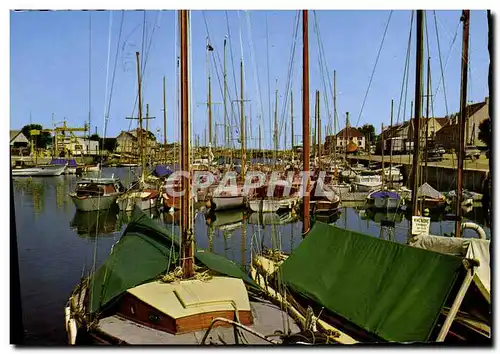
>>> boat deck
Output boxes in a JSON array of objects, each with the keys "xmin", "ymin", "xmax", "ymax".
[{"xmin": 96, "ymin": 298, "xmax": 299, "ymax": 345}]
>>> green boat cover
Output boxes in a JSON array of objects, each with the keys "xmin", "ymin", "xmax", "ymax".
[
  {"xmin": 276, "ymin": 222, "xmax": 465, "ymax": 343},
  {"xmin": 89, "ymin": 207, "xmax": 257, "ymax": 314}
]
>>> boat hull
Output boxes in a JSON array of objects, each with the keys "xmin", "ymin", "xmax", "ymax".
[
  {"xmin": 117, "ymin": 192, "xmax": 160, "ymax": 211},
  {"xmin": 209, "ymin": 196, "xmax": 245, "ymax": 211},
  {"xmin": 12, "ymin": 165, "xmax": 66, "ymax": 177},
  {"xmin": 70, "ymin": 193, "xmax": 120, "ymax": 212},
  {"xmin": 353, "ymin": 182, "xmax": 382, "ymax": 193},
  {"xmin": 248, "ymin": 199, "xmax": 281, "ymax": 213}
]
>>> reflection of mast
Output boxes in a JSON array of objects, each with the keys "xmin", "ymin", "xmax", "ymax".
[{"xmin": 241, "ymin": 214, "xmax": 246, "ymax": 267}]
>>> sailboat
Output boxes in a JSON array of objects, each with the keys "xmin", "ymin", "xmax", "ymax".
[
  {"xmin": 116, "ymin": 52, "xmax": 161, "ymax": 212},
  {"xmin": 65, "ymin": 11, "xmax": 303, "ymax": 345}
]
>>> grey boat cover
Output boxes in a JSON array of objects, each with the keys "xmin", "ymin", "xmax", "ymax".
[
  {"xmin": 409, "ymin": 234, "xmax": 490, "ymax": 303},
  {"xmin": 417, "ymin": 182, "xmax": 443, "ymax": 199}
]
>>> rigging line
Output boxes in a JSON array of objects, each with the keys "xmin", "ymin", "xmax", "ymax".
[
  {"xmin": 431, "ymin": 18, "xmax": 461, "ymax": 108},
  {"xmin": 245, "ymin": 11, "xmax": 265, "ymax": 139},
  {"xmin": 277, "ymin": 11, "xmax": 300, "ymax": 141},
  {"xmin": 433, "ymin": 10, "xmax": 449, "ymax": 116},
  {"xmin": 266, "ymin": 12, "xmax": 272, "ymax": 151},
  {"xmin": 105, "ymin": 11, "xmax": 125, "ymax": 121},
  {"xmin": 312, "ymin": 11, "xmax": 333, "ymax": 122},
  {"xmin": 354, "ymin": 10, "xmax": 393, "ymax": 128},
  {"xmin": 395, "ymin": 11, "xmax": 414, "ymax": 126},
  {"xmin": 225, "ymin": 11, "xmax": 240, "ymax": 136},
  {"xmin": 91, "ymin": 10, "xmax": 114, "ymax": 311},
  {"xmin": 126, "ymin": 11, "xmax": 161, "ymax": 132},
  {"xmin": 201, "ymin": 11, "xmax": 239, "ymax": 137},
  {"xmin": 312, "ymin": 11, "xmax": 332, "ymax": 134},
  {"xmin": 88, "ymin": 11, "xmax": 92, "ymax": 135},
  {"xmin": 277, "ymin": 11, "xmax": 300, "ymax": 140},
  {"xmin": 103, "ymin": 11, "xmax": 114, "ymax": 122}
]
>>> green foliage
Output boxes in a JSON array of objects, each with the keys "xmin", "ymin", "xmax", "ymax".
[
  {"xmin": 358, "ymin": 124, "xmax": 376, "ymax": 143},
  {"xmin": 89, "ymin": 133, "xmax": 100, "ymax": 141},
  {"xmin": 21, "ymin": 124, "xmax": 52, "ymax": 149},
  {"xmin": 478, "ymin": 119, "xmax": 491, "ymax": 151}
]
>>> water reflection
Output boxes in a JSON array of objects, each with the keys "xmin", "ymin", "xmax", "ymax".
[{"xmin": 70, "ymin": 209, "xmax": 123, "ymax": 237}]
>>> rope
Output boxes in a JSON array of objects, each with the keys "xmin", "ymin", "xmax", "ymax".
[
  {"xmin": 354, "ymin": 10, "xmax": 393, "ymax": 128},
  {"xmin": 160, "ymin": 266, "xmax": 212, "ymax": 283}
]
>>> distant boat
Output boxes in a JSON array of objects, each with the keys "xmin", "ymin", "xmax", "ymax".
[
  {"xmin": 50, "ymin": 158, "xmax": 78, "ymax": 174},
  {"xmin": 69, "ymin": 176, "xmax": 125, "ymax": 212},
  {"xmin": 11, "ymin": 164, "xmax": 66, "ymax": 177},
  {"xmin": 352, "ymin": 175, "xmax": 382, "ymax": 192},
  {"xmin": 366, "ymin": 189, "xmax": 402, "ymax": 210}
]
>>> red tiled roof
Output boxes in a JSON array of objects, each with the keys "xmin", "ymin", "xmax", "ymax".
[{"xmin": 335, "ymin": 126, "xmax": 364, "ymax": 139}]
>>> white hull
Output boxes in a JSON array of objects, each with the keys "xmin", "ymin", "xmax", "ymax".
[
  {"xmin": 248, "ymin": 199, "xmax": 281, "ymax": 213},
  {"xmin": 211, "ymin": 196, "xmax": 245, "ymax": 211},
  {"xmin": 117, "ymin": 192, "xmax": 159, "ymax": 211},
  {"xmin": 64, "ymin": 167, "xmax": 77, "ymax": 174},
  {"xmin": 12, "ymin": 165, "xmax": 66, "ymax": 177},
  {"xmin": 354, "ymin": 182, "xmax": 382, "ymax": 192},
  {"xmin": 70, "ymin": 193, "xmax": 120, "ymax": 212},
  {"xmin": 331, "ymin": 184, "xmax": 351, "ymax": 195},
  {"xmin": 371, "ymin": 197, "xmax": 401, "ymax": 209}
]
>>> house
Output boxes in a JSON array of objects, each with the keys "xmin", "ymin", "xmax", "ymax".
[
  {"xmin": 434, "ymin": 97, "xmax": 489, "ymax": 150},
  {"xmin": 10, "ymin": 130, "xmax": 30, "ymax": 147},
  {"xmin": 115, "ymin": 128, "xmax": 157, "ymax": 156},
  {"xmin": 324, "ymin": 125, "xmax": 365, "ymax": 153}
]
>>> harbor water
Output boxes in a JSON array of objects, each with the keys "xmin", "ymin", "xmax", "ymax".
[{"xmin": 12, "ymin": 167, "xmax": 491, "ymax": 345}]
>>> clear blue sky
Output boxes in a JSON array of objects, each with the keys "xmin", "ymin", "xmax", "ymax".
[{"xmin": 10, "ymin": 10, "xmax": 490, "ymax": 150}]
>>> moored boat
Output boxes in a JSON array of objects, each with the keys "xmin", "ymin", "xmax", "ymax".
[
  {"xmin": 69, "ymin": 177, "xmax": 125, "ymax": 212},
  {"xmin": 11, "ymin": 164, "xmax": 67, "ymax": 177}
]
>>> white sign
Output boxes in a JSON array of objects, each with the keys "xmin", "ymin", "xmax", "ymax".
[{"xmin": 412, "ymin": 216, "xmax": 431, "ymax": 236}]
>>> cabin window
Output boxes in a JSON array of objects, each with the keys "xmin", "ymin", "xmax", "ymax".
[{"xmin": 130, "ymin": 304, "xmax": 136, "ymax": 316}]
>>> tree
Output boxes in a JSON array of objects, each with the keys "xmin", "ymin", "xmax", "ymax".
[
  {"xmin": 21, "ymin": 124, "xmax": 52, "ymax": 149},
  {"xmin": 89, "ymin": 133, "xmax": 100, "ymax": 141},
  {"xmin": 478, "ymin": 118, "xmax": 491, "ymax": 158},
  {"xmin": 358, "ymin": 124, "xmax": 376, "ymax": 143}
]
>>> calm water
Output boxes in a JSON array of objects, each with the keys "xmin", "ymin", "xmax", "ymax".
[{"xmin": 12, "ymin": 167, "xmax": 491, "ymax": 345}]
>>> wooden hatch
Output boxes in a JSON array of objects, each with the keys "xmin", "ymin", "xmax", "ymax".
[{"xmin": 118, "ymin": 277, "xmax": 253, "ymax": 335}]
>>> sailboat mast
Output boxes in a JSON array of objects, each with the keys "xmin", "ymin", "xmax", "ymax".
[
  {"xmin": 180, "ymin": 10, "xmax": 193, "ymax": 278},
  {"xmin": 135, "ymin": 52, "xmax": 145, "ymax": 180},
  {"xmin": 163, "ymin": 76, "xmax": 168, "ymax": 163},
  {"xmin": 424, "ymin": 56, "xmax": 431, "ymax": 184},
  {"xmin": 389, "ymin": 99, "xmax": 394, "ymax": 183},
  {"xmin": 207, "ymin": 38, "xmax": 213, "ymax": 146},
  {"xmin": 274, "ymin": 88, "xmax": 278, "ymax": 159},
  {"xmin": 291, "ymin": 91, "xmax": 294, "ymax": 157},
  {"xmin": 381, "ymin": 123, "xmax": 385, "ymax": 186},
  {"xmin": 317, "ymin": 90, "xmax": 322, "ymax": 166},
  {"xmin": 302, "ymin": 10, "xmax": 310, "ymax": 234},
  {"xmin": 240, "ymin": 60, "xmax": 246, "ymax": 181},
  {"xmin": 333, "ymin": 70, "xmax": 337, "ymax": 161},
  {"xmin": 455, "ymin": 10, "xmax": 470, "ymax": 238},
  {"xmin": 223, "ymin": 37, "xmax": 228, "ymax": 149},
  {"xmin": 410, "ymin": 10, "xmax": 424, "ymax": 217}
]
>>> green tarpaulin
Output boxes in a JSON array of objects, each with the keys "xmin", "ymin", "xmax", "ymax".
[
  {"xmin": 277, "ymin": 222, "xmax": 465, "ymax": 343},
  {"xmin": 89, "ymin": 207, "xmax": 256, "ymax": 314}
]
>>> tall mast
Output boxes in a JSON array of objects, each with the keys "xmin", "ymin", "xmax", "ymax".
[
  {"xmin": 223, "ymin": 37, "xmax": 228, "ymax": 150},
  {"xmin": 423, "ymin": 56, "xmax": 431, "ymax": 184},
  {"xmin": 240, "ymin": 59, "xmax": 246, "ymax": 181},
  {"xmin": 180, "ymin": 10, "xmax": 193, "ymax": 278},
  {"xmin": 291, "ymin": 91, "xmax": 294, "ymax": 158},
  {"xmin": 317, "ymin": 90, "xmax": 322, "ymax": 166},
  {"xmin": 274, "ymin": 87, "xmax": 278, "ymax": 159},
  {"xmin": 455, "ymin": 10, "xmax": 470, "ymax": 238},
  {"xmin": 344, "ymin": 112, "xmax": 349, "ymax": 161},
  {"xmin": 411, "ymin": 10, "xmax": 424, "ymax": 217},
  {"xmin": 381, "ymin": 123, "xmax": 385, "ymax": 186},
  {"xmin": 146, "ymin": 103, "xmax": 150, "ymax": 162},
  {"xmin": 333, "ymin": 70, "xmax": 337, "ymax": 161},
  {"xmin": 313, "ymin": 92, "xmax": 317, "ymax": 158},
  {"xmin": 302, "ymin": 10, "xmax": 310, "ymax": 234},
  {"xmin": 163, "ymin": 76, "xmax": 168, "ymax": 163},
  {"xmin": 389, "ymin": 99, "xmax": 394, "ymax": 184},
  {"xmin": 207, "ymin": 37, "xmax": 213, "ymax": 146},
  {"xmin": 135, "ymin": 52, "xmax": 145, "ymax": 182}
]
